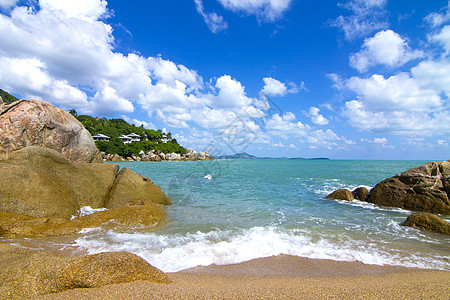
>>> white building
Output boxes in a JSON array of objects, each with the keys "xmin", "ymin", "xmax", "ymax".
[
  {"xmin": 118, "ymin": 134, "xmax": 132, "ymax": 144},
  {"xmin": 92, "ymin": 133, "xmax": 110, "ymax": 142},
  {"xmin": 126, "ymin": 132, "xmax": 141, "ymax": 142}
]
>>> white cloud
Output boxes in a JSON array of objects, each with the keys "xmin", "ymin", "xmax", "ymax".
[
  {"xmin": 121, "ymin": 115, "xmax": 155, "ymax": 130},
  {"xmin": 39, "ymin": 0, "xmax": 109, "ymax": 20},
  {"xmin": 346, "ymin": 73, "xmax": 442, "ymax": 112},
  {"xmin": 266, "ymin": 112, "xmax": 309, "ymax": 137},
  {"xmin": 368, "ymin": 137, "xmax": 392, "ymax": 148},
  {"xmin": 350, "ymin": 30, "xmax": 423, "ymax": 72},
  {"xmin": 430, "ymin": 25, "xmax": 450, "ymax": 55},
  {"xmin": 424, "ymin": 1, "xmax": 450, "ymax": 28},
  {"xmin": 0, "ymin": 0, "xmax": 18, "ymax": 10},
  {"xmin": 307, "ymin": 129, "xmax": 341, "ymax": 150},
  {"xmin": 330, "ymin": 0, "xmax": 388, "ymax": 40},
  {"xmin": 261, "ymin": 77, "xmax": 287, "ymax": 96},
  {"xmin": 308, "ymin": 107, "xmax": 329, "ymax": 125},
  {"xmin": 260, "ymin": 77, "xmax": 299, "ymax": 97},
  {"xmin": 218, "ymin": 0, "xmax": 292, "ymax": 22},
  {"xmin": 194, "ymin": 0, "xmax": 228, "ymax": 33}
]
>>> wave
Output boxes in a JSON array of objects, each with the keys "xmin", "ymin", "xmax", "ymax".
[{"xmin": 74, "ymin": 226, "xmax": 449, "ymax": 273}]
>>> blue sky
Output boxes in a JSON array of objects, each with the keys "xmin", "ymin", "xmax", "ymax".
[{"xmin": 0, "ymin": 0, "xmax": 449, "ymax": 159}]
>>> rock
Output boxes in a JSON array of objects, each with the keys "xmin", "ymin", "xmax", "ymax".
[
  {"xmin": 0, "ymin": 100, "xmax": 101, "ymax": 163},
  {"xmin": 0, "ymin": 162, "xmax": 79, "ymax": 219},
  {"xmin": 158, "ymin": 152, "xmax": 166, "ymax": 160},
  {"xmin": 166, "ymin": 152, "xmax": 181, "ymax": 161},
  {"xmin": 197, "ymin": 151, "xmax": 209, "ymax": 160},
  {"xmin": 325, "ymin": 189, "xmax": 354, "ymax": 201},
  {"xmin": 0, "ymin": 247, "xmax": 169, "ymax": 298},
  {"xmin": 369, "ymin": 161, "xmax": 450, "ymax": 214},
  {"xmin": 0, "ymin": 147, "xmax": 172, "ymax": 236},
  {"xmin": 352, "ymin": 187, "xmax": 369, "ymax": 202},
  {"xmin": 402, "ymin": 213, "xmax": 450, "ymax": 235},
  {"xmin": 149, "ymin": 154, "xmax": 162, "ymax": 161},
  {"xmin": 110, "ymin": 153, "xmax": 123, "ymax": 161},
  {"xmin": 0, "ymin": 201, "xmax": 167, "ymax": 237},
  {"xmin": 105, "ymin": 167, "xmax": 172, "ymax": 208},
  {"xmin": 5, "ymin": 146, "xmax": 119, "ymax": 208}
]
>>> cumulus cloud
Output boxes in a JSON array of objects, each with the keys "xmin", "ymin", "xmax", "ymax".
[
  {"xmin": 424, "ymin": 1, "xmax": 450, "ymax": 28},
  {"xmin": 430, "ymin": 25, "xmax": 450, "ymax": 55},
  {"xmin": 217, "ymin": 0, "xmax": 292, "ymax": 22},
  {"xmin": 194, "ymin": 0, "xmax": 228, "ymax": 33},
  {"xmin": 346, "ymin": 73, "xmax": 442, "ymax": 112},
  {"xmin": 260, "ymin": 77, "xmax": 299, "ymax": 97},
  {"xmin": 340, "ymin": 70, "xmax": 450, "ymax": 134},
  {"xmin": 308, "ymin": 107, "xmax": 329, "ymax": 125},
  {"xmin": 330, "ymin": 0, "xmax": 388, "ymax": 40},
  {"xmin": 350, "ymin": 30, "xmax": 423, "ymax": 72}
]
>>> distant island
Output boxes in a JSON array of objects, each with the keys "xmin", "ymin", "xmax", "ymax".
[{"xmin": 217, "ymin": 152, "xmax": 329, "ymax": 160}]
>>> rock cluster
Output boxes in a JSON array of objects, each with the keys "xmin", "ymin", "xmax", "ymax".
[
  {"xmin": 0, "ymin": 99, "xmax": 102, "ymax": 163},
  {"xmin": 0, "ymin": 247, "xmax": 169, "ymax": 299},
  {"xmin": 0, "ymin": 146, "xmax": 172, "ymax": 237},
  {"xmin": 325, "ymin": 160, "xmax": 450, "ymax": 235},
  {"xmin": 103, "ymin": 148, "xmax": 214, "ymax": 162}
]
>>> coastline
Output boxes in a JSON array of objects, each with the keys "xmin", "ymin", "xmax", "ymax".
[{"xmin": 40, "ymin": 255, "xmax": 449, "ymax": 299}]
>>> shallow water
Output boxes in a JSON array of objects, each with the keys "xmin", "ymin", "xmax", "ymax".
[{"xmin": 70, "ymin": 159, "xmax": 450, "ymax": 272}]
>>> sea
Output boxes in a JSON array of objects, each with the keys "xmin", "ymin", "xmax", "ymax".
[{"xmin": 51, "ymin": 160, "xmax": 450, "ymax": 272}]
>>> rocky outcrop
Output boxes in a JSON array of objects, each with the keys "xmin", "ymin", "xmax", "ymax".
[
  {"xmin": 0, "ymin": 147, "xmax": 171, "ymax": 237},
  {"xmin": 0, "ymin": 100, "xmax": 101, "ymax": 163},
  {"xmin": 105, "ymin": 167, "xmax": 172, "ymax": 208},
  {"xmin": 369, "ymin": 161, "xmax": 450, "ymax": 214},
  {"xmin": 0, "ymin": 247, "xmax": 169, "ymax": 299},
  {"xmin": 402, "ymin": 213, "xmax": 450, "ymax": 235},
  {"xmin": 352, "ymin": 187, "xmax": 369, "ymax": 202},
  {"xmin": 104, "ymin": 149, "xmax": 214, "ymax": 162},
  {"xmin": 325, "ymin": 161, "xmax": 450, "ymax": 214},
  {"xmin": 325, "ymin": 189, "xmax": 354, "ymax": 201}
]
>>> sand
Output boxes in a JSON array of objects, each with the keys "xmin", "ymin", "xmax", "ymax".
[{"xmin": 40, "ymin": 255, "xmax": 449, "ymax": 300}]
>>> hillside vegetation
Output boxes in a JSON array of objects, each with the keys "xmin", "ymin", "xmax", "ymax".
[
  {"xmin": 0, "ymin": 89, "xmax": 19, "ymax": 104},
  {"xmin": 70, "ymin": 111, "xmax": 186, "ymax": 157}
]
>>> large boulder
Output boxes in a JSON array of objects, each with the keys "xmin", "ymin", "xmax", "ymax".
[
  {"xmin": 105, "ymin": 167, "xmax": 172, "ymax": 208},
  {"xmin": 0, "ymin": 99, "xmax": 101, "ymax": 163},
  {"xmin": 325, "ymin": 189, "xmax": 354, "ymax": 201},
  {"xmin": 5, "ymin": 146, "xmax": 118, "ymax": 208},
  {"xmin": 369, "ymin": 161, "xmax": 450, "ymax": 214},
  {"xmin": 166, "ymin": 152, "xmax": 181, "ymax": 161},
  {"xmin": 0, "ymin": 147, "xmax": 172, "ymax": 236},
  {"xmin": 0, "ymin": 162, "xmax": 79, "ymax": 219},
  {"xmin": 402, "ymin": 213, "xmax": 450, "ymax": 235},
  {"xmin": 0, "ymin": 248, "xmax": 169, "ymax": 299},
  {"xmin": 352, "ymin": 187, "xmax": 369, "ymax": 202}
]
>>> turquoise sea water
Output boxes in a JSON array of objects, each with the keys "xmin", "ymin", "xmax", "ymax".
[{"xmin": 75, "ymin": 159, "xmax": 450, "ymax": 272}]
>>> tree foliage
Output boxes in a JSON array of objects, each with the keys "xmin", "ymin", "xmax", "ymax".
[
  {"xmin": 0, "ymin": 89, "xmax": 19, "ymax": 104},
  {"xmin": 73, "ymin": 113, "xmax": 186, "ymax": 156}
]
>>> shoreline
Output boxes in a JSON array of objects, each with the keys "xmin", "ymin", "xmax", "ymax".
[{"xmin": 40, "ymin": 254, "xmax": 449, "ymax": 299}]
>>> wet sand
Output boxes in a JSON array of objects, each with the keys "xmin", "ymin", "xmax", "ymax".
[{"xmin": 41, "ymin": 254, "xmax": 449, "ymax": 299}]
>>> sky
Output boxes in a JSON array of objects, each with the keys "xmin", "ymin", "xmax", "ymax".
[{"xmin": 0, "ymin": 0, "xmax": 449, "ymax": 160}]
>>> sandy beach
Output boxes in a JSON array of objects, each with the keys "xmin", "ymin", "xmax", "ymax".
[{"xmin": 40, "ymin": 254, "xmax": 449, "ymax": 299}]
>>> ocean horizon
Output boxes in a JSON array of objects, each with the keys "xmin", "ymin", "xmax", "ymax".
[{"xmin": 67, "ymin": 159, "xmax": 450, "ymax": 273}]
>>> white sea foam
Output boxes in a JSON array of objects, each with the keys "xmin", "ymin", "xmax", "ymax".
[
  {"xmin": 74, "ymin": 226, "xmax": 449, "ymax": 273},
  {"xmin": 71, "ymin": 206, "xmax": 108, "ymax": 219}
]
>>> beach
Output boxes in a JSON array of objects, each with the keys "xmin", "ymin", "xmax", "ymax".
[{"xmin": 41, "ymin": 255, "xmax": 449, "ymax": 299}]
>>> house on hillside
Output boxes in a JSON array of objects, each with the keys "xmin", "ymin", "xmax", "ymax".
[
  {"xmin": 92, "ymin": 133, "xmax": 110, "ymax": 142},
  {"xmin": 118, "ymin": 134, "xmax": 132, "ymax": 144},
  {"xmin": 126, "ymin": 132, "xmax": 141, "ymax": 142}
]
